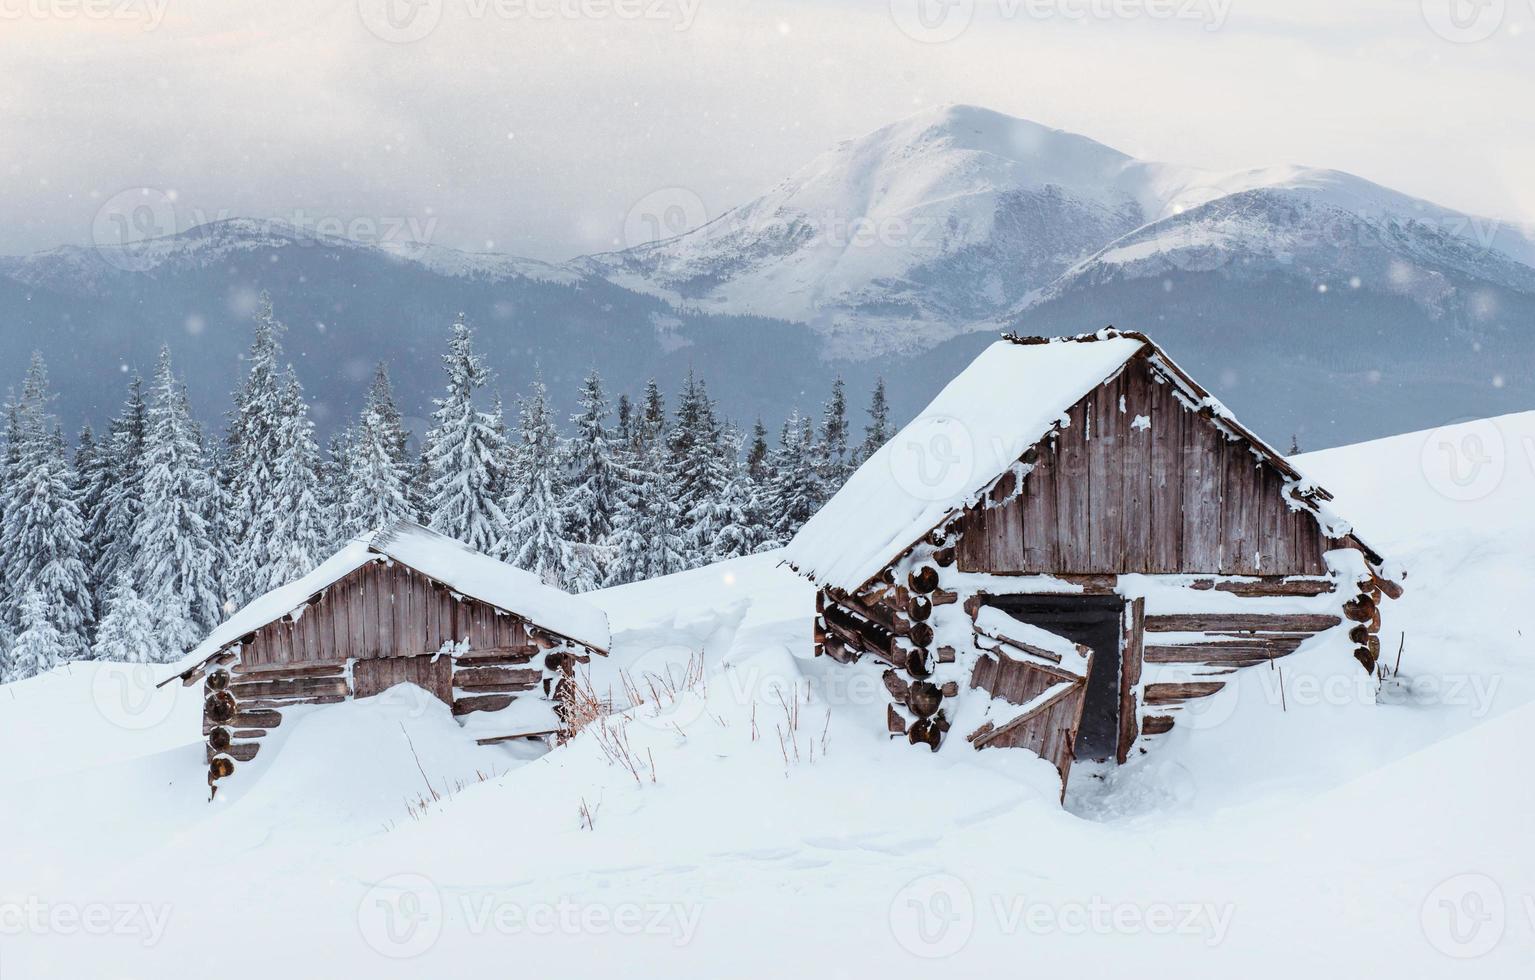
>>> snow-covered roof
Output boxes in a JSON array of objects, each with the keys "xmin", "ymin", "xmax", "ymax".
[
  {"xmin": 785, "ymin": 329, "xmax": 1385, "ymax": 593},
  {"xmin": 784, "ymin": 332, "xmax": 1145, "ymax": 591},
  {"xmin": 166, "ymin": 521, "xmax": 609, "ymax": 683}
]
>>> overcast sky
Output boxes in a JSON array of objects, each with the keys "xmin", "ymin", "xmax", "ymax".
[{"xmin": 1, "ymin": 0, "xmax": 1531, "ymax": 261}]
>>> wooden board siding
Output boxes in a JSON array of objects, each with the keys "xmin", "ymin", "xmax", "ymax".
[
  {"xmin": 957, "ymin": 353, "xmax": 1337, "ymax": 577},
  {"xmin": 237, "ymin": 560, "xmax": 530, "ymax": 669},
  {"xmin": 354, "ymin": 656, "xmax": 454, "ymax": 705}
]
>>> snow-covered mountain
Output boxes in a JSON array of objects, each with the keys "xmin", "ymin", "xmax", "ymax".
[{"xmin": 581, "ymin": 105, "xmax": 1535, "ymax": 356}]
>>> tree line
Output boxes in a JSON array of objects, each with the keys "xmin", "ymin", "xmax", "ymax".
[{"xmin": 0, "ymin": 294, "xmax": 890, "ymax": 680}]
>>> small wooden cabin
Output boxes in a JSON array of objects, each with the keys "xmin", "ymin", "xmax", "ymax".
[
  {"xmin": 785, "ymin": 329, "xmax": 1401, "ymax": 791},
  {"xmin": 163, "ymin": 520, "xmax": 611, "ymax": 794}
]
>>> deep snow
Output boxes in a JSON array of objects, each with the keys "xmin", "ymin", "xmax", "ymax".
[{"xmin": 1, "ymin": 415, "xmax": 1533, "ymax": 977}]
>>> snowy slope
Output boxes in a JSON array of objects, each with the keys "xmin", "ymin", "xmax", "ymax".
[{"xmin": 2, "ymin": 419, "xmax": 1534, "ymax": 977}]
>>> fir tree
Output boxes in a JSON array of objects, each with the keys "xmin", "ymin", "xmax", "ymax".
[
  {"xmin": 340, "ymin": 364, "xmax": 413, "ymax": 538},
  {"xmin": 758, "ymin": 407, "xmax": 823, "ymax": 548},
  {"xmin": 858, "ymin": 377, "xmax": 891, "ymax": 463},
  {"xmin": 261, "ymin": 375, "xmax": 327, "ymax": 590},
  {"xmin": 223, "ymin": 294, "xmax": 292, "ymax": 604},
  {"xmin": 638, "ymin": 378, "xmax": 666, "ymax": 450},
  {"xmin": 421, "ymin": 314, "xmax": 511, "ymax": 554},
  {"xmin": 565, "ymin": 369, "xmax": 620, "ymax": 559},
  {"xmin": 132, "ymin": 348, "xmax": 224, "ymax": 656},
  {"xmin": 90, "ymin": 378, "xmax": 148, "ymax": 609},
  {"xmin": 73, "ymin": 423, "xmax": 112, "ymax": 624},
  {"xmin": 745, "ymin": 418, "xmax": 771, "ymax": 482},
  {"xmin": 614, "ymin": 393, "xmax": 635, "ymax": 450},
  {"xmin": 8, "ymin": 587, "xmax": 65, "ymax": 681},
  {"xmin": 506, "ymin": 377, "xmax": 581, "ymax": 588},
  {"xmin": 91, "ymin": 570, "xmax": 158, "ymax": 664},
  {"xmin": 669, "ymin": 373, "xmax": 732, "ymax": 566},
  {"xmin": 0, "ymin": 355, "xmax": 93, "ymax": 660},
  {"xmin": 604, "ymin": 440, "xmax": 686, "ymax": 586},
  {"xmin": 819, "ymin": 376, "xmax": 849, "ymax": 483}
]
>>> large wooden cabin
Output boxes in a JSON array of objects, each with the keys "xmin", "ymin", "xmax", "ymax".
[
  {"xmin": 162, "ymin": 520, "xmax": 610, "ymax": 794},
  {"xmin": 785, "ymin": 329, "xmax": 1400, "ymax": 792}
]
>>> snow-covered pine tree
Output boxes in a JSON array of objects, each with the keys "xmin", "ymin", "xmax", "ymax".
[
  {"xmin": 614, "ymin": 393, "xmax": 635, "ymax": 450},
  {"xmin": 818, "ymin": 376, "xmax": 850, "ymax": 485},
  {"xmin": 745, "ymin": 418, "xmax": 770, "ymax": 482},
  {"xmin": 131, "ymin": 348, "xmax": 224, "ymax": 657},
  {"xmin": 223, "ymin": 294, "xmax": 291, "ymax": 605},
  {"xmin": 421, "ymin": 314, "xmax": 511, "ymax": 555},
  {"xmin": 340, "ymin": 364, "xmax": 413, "ymax": 539},
  {"xmin": 0, "ymin": 354, "xmax": 93, "ymax": 661},
  {"xmin": 668, "ymin": 372, "xmax": 732, "ymax": 566},
  {"xmin": 261, "ymin": 374, "xmax": 327, "ymax": 591},
  {"xmin": 91, "ymin": 569, "xmax": 159, "ymax": 664},
  {"xmin": 757, "ymin": 407, "xmax": 824, "ymax": 549},
  {"xmin": 89, "ymin": 377, "xmax": 148, "ymax": 611},
  {"xmin": 858, "ymin": 376, "xmax": 891, "ymax": 464},
  {"xmin": 691, "ymin": 424, "xmax": 754, "ymax": 562},
  {"xmin": 638, "ymin": 378, "xmax": 666, "ymax": 450},
  {"xmin": 564, "ymin": 370, "xmax": 620, "ymax": 583},
  {"xmin": 320, "ymin": 429, "xmax": 353, "ymax": 550},
  {"xmin": 604, "ymin": 439, "xmax": 686, "ymax": 587},
  {"xmin": 8, "ymin": 587, "xmax": 65, "ymax": 681},
  {"xmin": 73, "ymin": 423, "xmax": 111, "ymax": 625},
  {"xmin": 506, "ymin": 377, "xmax": 583, "ymax": 588}
]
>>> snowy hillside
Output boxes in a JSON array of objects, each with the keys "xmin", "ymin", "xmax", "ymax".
[{"xmin": 2, "ymin": 417, "xmax": 1533, "ymax": 977}]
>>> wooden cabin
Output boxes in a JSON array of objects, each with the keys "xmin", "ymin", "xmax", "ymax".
[
  {"xmin": 784, "ymin": 329, "xmax": 1401, "ymax": 791},
  {"xmin": 162, "ymin": 520, "xmax": 611, "ymax": 794}
]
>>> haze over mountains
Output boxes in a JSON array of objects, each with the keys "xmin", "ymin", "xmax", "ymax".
[{"xmin": 3, "ymin": 105, "xmax": 1531, "ymax": 449}]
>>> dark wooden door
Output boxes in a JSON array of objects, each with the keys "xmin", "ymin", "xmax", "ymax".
[
  {"xmin": 353, "ymin": 656, "xmax": 454, "ymax": 706},
  {"xmin": 986, "ymin": 595, "xmax": 1126, "ymax": 762}
]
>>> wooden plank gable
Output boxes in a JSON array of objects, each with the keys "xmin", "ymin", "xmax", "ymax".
[{"xmin": 956, "ymin": 351, "xmax": 1340, "ymax": 577}]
